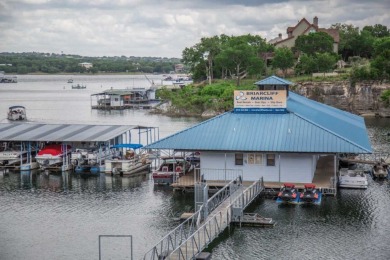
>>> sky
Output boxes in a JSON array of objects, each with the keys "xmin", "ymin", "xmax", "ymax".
[{"xmin": 1, "ymin": 0, "xmax": 389, "ymax": 58}]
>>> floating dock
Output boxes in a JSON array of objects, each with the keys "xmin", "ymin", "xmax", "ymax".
[{"xmin": 231, "ymin": 213, "xmax": 276, "ymax": 227}]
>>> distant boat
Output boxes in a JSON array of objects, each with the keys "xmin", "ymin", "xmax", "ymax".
[
  {"xmin": 67, "ymin": 79, "xmax": 73, "ymax": 83},
  {"xmin": 161, "ymin": 74, "xmax": 193, "ymax": 87},
  {"xmin": 0, "ymin": 71, "xmax": 17, "ymax": 83},
  {"xmin": 7, "ymin": 105, "xmax": 27, "ymax": 121},
  {"xmin": 71, "ymin": 84, "xmax": 86, "ymax": 89}
]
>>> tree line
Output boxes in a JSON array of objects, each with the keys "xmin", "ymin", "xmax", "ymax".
[
  {"xmin": 157, "ymin": 23, "xmax": 389, "ymax": 116},
  {"xmin": 0, "ymin": 52, "xmax": 182, "ymax": 74},
  {"xmin": 182, "ymin": 23, "xmax": 389, "ymax": 84}
]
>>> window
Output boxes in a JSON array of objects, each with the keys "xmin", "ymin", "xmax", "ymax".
[
  {"xmin": 264, "ymin": 85, "xmax": 275, "ymax": 90},
  {"xmin": 266, "ymin": 154, "xmax": 276, "ymax": 166},
  {"xmin": 247, "ymin": 153, "xmax": 263, "ymax": 165},
  {"xmin": 235, "ymin": 153, "xmax": 243, "ymax": 165}
]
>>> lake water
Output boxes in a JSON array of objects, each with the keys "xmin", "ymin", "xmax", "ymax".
[{"xmin": 0, "ymin": 75, "xmax": 390, "ymax": 260}]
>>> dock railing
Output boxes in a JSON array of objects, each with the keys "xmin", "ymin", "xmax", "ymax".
[
  {"xmin": 168, "ymin": 178, "xmax": 264, "ymax": 259},
  {"xmin": 143, "ymin": 176, "xmax": 242, "ymax": 260}
]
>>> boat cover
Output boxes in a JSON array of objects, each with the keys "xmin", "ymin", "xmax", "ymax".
[{"xmin": 110, "ymin": 143, "xmax": 143, "ymax": 149}]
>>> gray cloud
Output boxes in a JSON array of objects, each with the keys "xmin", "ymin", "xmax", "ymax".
[{"xmin": 0, "ymin": 0, "xmax": 389, "ymax": 58}]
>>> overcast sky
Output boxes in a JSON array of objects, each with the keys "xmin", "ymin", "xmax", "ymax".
[{"xmin": 1, "ymin": 0, "xmax": 389, "ymax": 58}]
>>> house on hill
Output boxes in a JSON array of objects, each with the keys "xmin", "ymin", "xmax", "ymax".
[
  {"xmin": 79, "ymin": 62, "xmax": 93, "ymax": 69},
  {"xmin": 270, "ymin": 17, "xmax": 339, "ymax": 53},
  {"xmin": 145, "ymin": 76, "xmax": 371, "ymax": 190}
]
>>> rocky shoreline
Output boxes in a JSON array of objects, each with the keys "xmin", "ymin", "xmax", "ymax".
[
  {"xmin": 151, "ymin": 81, "xmax": 390, "ymax": 118},
  {"xmin": 294, "ymin": 81, "xmax": 390, "ymax": 118}
]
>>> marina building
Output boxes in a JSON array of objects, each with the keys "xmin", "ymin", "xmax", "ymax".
[{"xmin": 145, "ymin": 76, "xmax": 372, "ymax": 189}]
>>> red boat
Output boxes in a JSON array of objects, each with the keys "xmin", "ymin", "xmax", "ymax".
[
  {"xmin": 276, "ymin": 183, "xmax": 300, "ymax": 204},
  {"xmin": 299, "ymin": 184, "xmax": 322, "ymax": 205},
  {"xmin": 152, "ymin": 156, "xmax": 191, "ymax": 185},
  {"xmin": 35, "ymin": 144, "xmax": 72, "ymax": 169}
]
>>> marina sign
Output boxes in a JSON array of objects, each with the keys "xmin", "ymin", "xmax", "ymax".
[{"xmin": 234, "ymin": 90, "xmax": 287, "ymax": 113}]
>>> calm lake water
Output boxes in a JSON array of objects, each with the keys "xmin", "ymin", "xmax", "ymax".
[{"xmin": 0, "ymin": 75, "xmax": 390, "ymax": 260}]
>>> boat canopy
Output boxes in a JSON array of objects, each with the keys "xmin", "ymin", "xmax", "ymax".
[
  {"xmin": 110, "ymin": 143, "xmax": 143, "ymax": 149},
  {"xmin": 9, "ymin": 105, "xmax": 25, "ymax": 110}
]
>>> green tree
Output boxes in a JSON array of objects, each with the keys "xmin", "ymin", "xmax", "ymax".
[
  {"xmin": 272, "ymin": 47, "xmax": 295, "ymax": 77},
  {"xmin": 216, "ymin": 35, "xmax": 265, "ymax": 86},
  {"xmin": 294, "ymin": 32, "xmax": 334, "ymax": 55},
  {"xmin": 182, "ymin": 35, "xmax": 222, "ymax": 83},
  {"xmin": 363, "ymin": 24, "xmax": 390, "ymax": 38},
  {"xmin": 331, "ymin": 23, "xmax": 360, "ymax": 60},
  {"xmin": 295, "ymin": 54, "xmax": 316, "ymax": 75},
  {"xmin": 371, "ymin": 37, "xmax": 390, "ymax": 80},
  {"xmin": 315, "ymin": 52, "xmax": 338, "ymax": 73}
]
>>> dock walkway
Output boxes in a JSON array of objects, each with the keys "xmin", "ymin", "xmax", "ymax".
[{"xmin": 143, "ymin": 177, "xmax": 264, "ymax": 260}]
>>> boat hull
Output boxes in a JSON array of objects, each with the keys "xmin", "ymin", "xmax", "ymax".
[
  {"xmin": 338, "ymin": 168, "xmax": 368, "ymax": 189},
  {"xmin": 300, "ymin": 192, "xmax": 322, "ymax": 205},
  {"xmin": 152, "ymin": 173, "xmax": 176, "ymax": 185},
  {"xmin": 276, "ymin": 192, "xmax": 301, "ymax": 204},
  {"xmin": 105, "ymin": 159, "xmax": 151, "ymax": 176}
]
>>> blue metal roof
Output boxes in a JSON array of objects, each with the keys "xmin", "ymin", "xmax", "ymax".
[
  {"xmin": 145, "ymin": 91, "xmax": 372, "ymax": 154},
  {"xmin": 254, "ymin": 75, "xmax": 293, "ymax": 86}
]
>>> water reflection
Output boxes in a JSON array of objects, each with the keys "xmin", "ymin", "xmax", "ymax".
[{"xmin": 1, "ymin": 169, "xmax": 152, "ymax": 193}]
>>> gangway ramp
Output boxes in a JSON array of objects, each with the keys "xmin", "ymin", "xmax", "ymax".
[{"xmin": 143, "ymin": 177, "xmax": 264, "ymax": 260}]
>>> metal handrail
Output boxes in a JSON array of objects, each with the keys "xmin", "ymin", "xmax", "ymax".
[
  {"xmin": 172, "ymin": 178, "xmax": 264, "ymax": 259},
  {"xmin": 143, "ymin": 176, "xmax": 242, "ymax": 260}
]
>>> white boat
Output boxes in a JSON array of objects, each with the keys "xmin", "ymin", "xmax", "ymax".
[
  {"xmin": 161, "ymin": 74, "xmax": 193, "ymax": 87},
  {"xmin": 7, "ymin": 106, "xmax": 26, "ymax": 121},
  {"xmin": 105, "ymin": 155, "xmax": 151, "ymax": 176},
  {"xmin": 35, "ymin": 144, "xmax": 72, "ymax": 169},
  {"xmin": 71, "ymin": 145, "xmax": 119, "ymax": 174},
  {"xmin": 71, "ymin": 148, "xmax": 89, "ymax": 166},
  {"xmin": 338, "ymin": 168, "xmax": 368, "ymax": 189},
  {"xmin": 104, "ymin": 144, "xmax": 151, "ymax": 175},
  {"xmin": 0, "ymin": 143, "xmax": 30, "ymax": 167},
  {"xmin": 71, "ymin": 83, "xmax": 86, "ymax": 89}
]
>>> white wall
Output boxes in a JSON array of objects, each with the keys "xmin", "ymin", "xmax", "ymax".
[
  {"xmin": 200, "ymin": 152, "xmax": 317, "ymax": 183},
  {"xmin": 110, "ymin": 95, "xmax": 123, "ymax": 107}
]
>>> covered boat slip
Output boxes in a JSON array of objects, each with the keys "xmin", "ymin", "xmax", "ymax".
[
  {"xmin": 0, "ymin": 122, "xmax": 159, "ymax": 171},
  {"xmin": 90, "ymin": 88, "xmax": 160, "ymax": 110}
]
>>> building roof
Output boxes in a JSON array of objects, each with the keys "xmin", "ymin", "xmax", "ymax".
[
  {"xmin": 91, "ymin": 88, "xmax": 150, "ymax": 96},
  {"xmin": 0, "ymin": 123, "xmax": 147, "ymax": 142},
  {"xmin": 144, "ymin": 92, "xmax": 372, "ymax": 154},
  {"xmin": 254, "ymin": 75, "xmax": 293, "ymax": 86}
]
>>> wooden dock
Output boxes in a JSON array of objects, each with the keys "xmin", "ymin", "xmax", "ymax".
[{"xmin": 231, "ymin": 213, "xmax": 276, "ymax": 227}]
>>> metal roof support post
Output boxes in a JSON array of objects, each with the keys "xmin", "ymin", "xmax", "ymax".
[
  {"xmin": 334, "ymin": 154, "xmax": 337, "ymax": 196},
  {"xmin": 224, "ymin": 153, "xmax": 227, "ymax": 182},
  {"xmin": 203, "ymin": 184, "xmax": 209, "ymax": 220},
  {"xmin": 19, "ymin": 141, "xmax": 23, "ymax": 166},
  {"xmin": 278, "ymin": 154, "xmax": 281, "ymax": 183}
]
